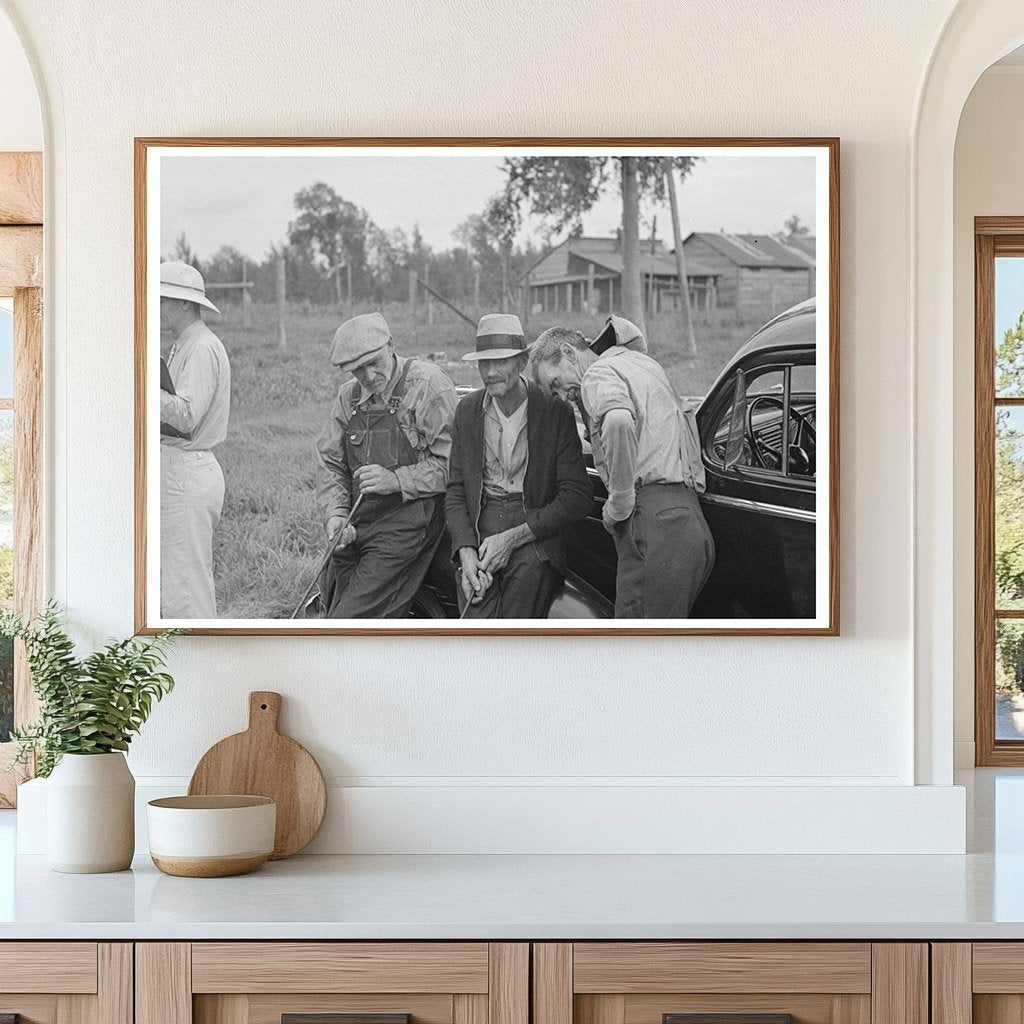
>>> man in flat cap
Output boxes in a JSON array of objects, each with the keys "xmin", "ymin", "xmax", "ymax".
[
  {"xmin": 445, "ymin": 314, "xmax": 592, "ymax": 618},
  {"xmin": 316, "ymin": 312, "xmax": 458, "ymax": 618},
  {"xmin": 158, "ymin": 260, "xmax": 232, "ymax": 619},
  {"xmin": 530, "ymin": 316, "xmax": 715, "ymax": 619}
]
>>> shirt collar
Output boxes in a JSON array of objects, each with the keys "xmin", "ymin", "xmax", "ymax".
[
  {"xmin": 170, "ymin": 318, "xmax": 206, "ymax": 356},
  {"xmin": 356, "ymin": 354, "xmax": 405, "ymax": 406}
]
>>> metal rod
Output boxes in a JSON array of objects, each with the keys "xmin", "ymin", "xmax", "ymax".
[
  {"xmin": 289, "ymin": 493, "xmax": 365, "ymax": 619},
  {"xmin": 410, "ymin": 270, "xmax": 476, "ymax": 326}
]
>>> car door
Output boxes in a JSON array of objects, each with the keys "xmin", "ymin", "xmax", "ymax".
[{"xmin": 693, "ymin": 354, "xmax": 817, "ymax": 619}]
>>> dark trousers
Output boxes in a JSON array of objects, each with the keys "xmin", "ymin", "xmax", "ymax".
[
  {"xmin": 460, "ymin": 495, "xmax": 560, "ymax": 619},
  {"xmin": 613, "ymin": 482, "xmax": 715, "ymax": 618},
  {"xmin": 322, "ymin": 495, "xmax": 443, "ymax": 618}
]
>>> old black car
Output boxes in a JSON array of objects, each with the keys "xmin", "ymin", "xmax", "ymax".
[{"xmin": 414, "ymin": 297, "xmax": 818, "ymax": 620}]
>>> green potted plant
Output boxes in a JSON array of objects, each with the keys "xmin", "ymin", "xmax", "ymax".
[{"xmin": 2, "ymin": 603, "xmax": 177, "ymax": 873}]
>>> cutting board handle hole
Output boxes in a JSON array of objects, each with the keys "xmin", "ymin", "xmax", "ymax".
[{"xmin": 260, "ymin": 703, "xmax": 268, "ymax": 710}]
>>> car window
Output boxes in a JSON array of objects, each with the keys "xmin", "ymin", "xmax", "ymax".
[{"xmin": 707, "ymin": 362, "xmax": 816, "ymax": 480}]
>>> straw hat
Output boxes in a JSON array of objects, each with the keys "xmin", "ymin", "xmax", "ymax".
[
  {"xmin": 462, "ymin": 313, "xmax": 528, "ymax": 361},
  {"xmin": 159, "ymin": 261, "xmax": 220, "ymax": 313}
]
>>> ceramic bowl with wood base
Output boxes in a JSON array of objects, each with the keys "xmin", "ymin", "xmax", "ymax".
[{"xmin": 147, "ymin": 795, "xmax": 276, "ymax": 877}]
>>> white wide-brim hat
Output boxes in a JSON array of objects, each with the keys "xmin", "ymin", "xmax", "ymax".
[
  {"xmin": 462, "ymin": 312, "xmax": 529, "ymax": 361},
  {"xmin": 159, "ymin": 261, "xmax": 220, "ymax": 313}
]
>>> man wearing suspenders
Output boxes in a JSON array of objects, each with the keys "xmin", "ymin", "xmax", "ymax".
[
  {"xmin": 316, "ymin": 312, "xmax": 458, "ymax": 618},
  {"xmin": 530, "ymin": 316, "xmax": 716, "ymax": 619}
]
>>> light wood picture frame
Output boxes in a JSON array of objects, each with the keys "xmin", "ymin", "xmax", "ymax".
[{"xmin": 135, "ymin": 137, "xmax": 839, "ymax": 636}]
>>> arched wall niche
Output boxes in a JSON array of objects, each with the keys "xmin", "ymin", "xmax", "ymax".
[{"xmin": 914, "ymin": 1, "xmax": 1024, "ymax": 785}]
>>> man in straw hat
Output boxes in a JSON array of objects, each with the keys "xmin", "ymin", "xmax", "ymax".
[
  {"xmin": 445, "ymin": 314, "xmax": 591, "ymax": 618},
  {"xmin": 529, "ymin": 316, "xmax": 715, "ymax": 619},
  {"xmin": 316, "ymin": 312, "xmax": 457, "ymax": 618},
  {"xmin": 158, "ymin": 260, "xmax": 232, "ymax": 619}
]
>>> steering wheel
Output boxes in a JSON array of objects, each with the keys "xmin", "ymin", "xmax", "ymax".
[{"xmin": 745, "ymin": 395, "xmax": 816, "ymax": 472}]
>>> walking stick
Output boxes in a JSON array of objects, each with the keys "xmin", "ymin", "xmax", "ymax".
[{"xmin": 289, "ymin": 493, "xmax": 365, "ymax": 619}]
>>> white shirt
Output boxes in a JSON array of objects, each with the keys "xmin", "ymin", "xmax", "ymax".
[
  {"xmin": 160, "ymin": 319, "xmax": 231, "ymax": 452},
  {"xmin": 482, "ymin": 385, "xmax": 528, "ymax": 496}
]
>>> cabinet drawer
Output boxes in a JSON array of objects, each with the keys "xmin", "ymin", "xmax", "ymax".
[
  {"xmin": 0, "ymin": 942, "xmax": 98, "ymax": 994},
  {"xmin": 139, "ymin": 943, "xmax": 528, "ymax": 1024},
  {"xmin": 0, "ymin": 943, "xmax": 130, "ymax": 1024},
  {"xmin": 191, "ymin": 944, "xmax": 490, "ymax": 994},
  {"xmin": 534, "ymin": 944, "xmax": 925, "ymax": 1024},
  {"xmin": 572, "ymin": 944, "xmax": 872, "ymax": 994}
]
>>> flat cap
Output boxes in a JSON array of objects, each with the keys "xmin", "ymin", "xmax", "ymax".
[{"xmin": 330, "ymin": 312, "xmax": 392, "ymax": 369}]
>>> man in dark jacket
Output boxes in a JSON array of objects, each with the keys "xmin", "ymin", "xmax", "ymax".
[{"xmin": 445, "ymin": 314, "xmax": 592, "ymax": 618}]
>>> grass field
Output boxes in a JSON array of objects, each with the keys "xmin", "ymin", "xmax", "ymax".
[{"xmin": 208, "ymin": 301, "xmax": 763, "ymax": 618}]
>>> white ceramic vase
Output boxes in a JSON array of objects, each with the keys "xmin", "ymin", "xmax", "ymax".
[{"xmin": 46, "ymin": 752, "xmax": 135, "ymax": 873}]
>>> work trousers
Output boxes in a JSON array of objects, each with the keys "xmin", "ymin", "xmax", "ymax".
[
  {"xmin": 612, "ymin": 482, "xmax": 715, "ymax": 618},
  {"xmin": 323, "ymin": 495, "xmax": 443, "ymax": 619},
  {"xmin": 160, "ymin": 446, "xmax": 225, "ymax": 619},
  {"xmin": 460, "ymin": 494, "xmax": 560, "ymax": 619}
]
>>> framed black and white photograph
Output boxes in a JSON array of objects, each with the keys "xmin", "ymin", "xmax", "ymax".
[{"xmin": 134, "ymin": 137, "xmax": 838, "ymax": 635}]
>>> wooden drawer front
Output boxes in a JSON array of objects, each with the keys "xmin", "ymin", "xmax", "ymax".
[
  {"xmin": 0, "ymin": 943, "xmax": 98, "ymax": 993},
  {"xmin": 973, "ymin": 944, "xmax": 1024, "ymax": 993},
  {"xmin": 191, "ymin": 944, "xmax": 490, "ymax": 994},
  {"xmin": 572, "ymin": 944, "xmax": 873, "ymax": 995}
]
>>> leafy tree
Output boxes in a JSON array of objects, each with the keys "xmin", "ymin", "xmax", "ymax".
[
  {"xmin": 497, "ymin": 156, "xmax": 698, "ymax": 330},
  {"xmin": 997, "ymin": 309, "xmax": 1024, "ymax": 396},
  {"xmin": 288, "ymin": 183, "xmax": 371, "ymax": 305},
  {"xmin": 170, "ymin": 232, "xmax": 201, "ymax": 268},
  {"xmin": 995, "ymin": 311, "xmax": 1024, "ymax": 693},
  {"xmin": 783, "ymin": 214, "xmax": 810, "ymax": 238}
]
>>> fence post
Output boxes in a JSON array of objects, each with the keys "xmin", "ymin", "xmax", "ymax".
[
  {"xmin": 242, "ymin": 260, "xmax": 252, "ymax": 328},
  {"xmin": 276, "ymin": 256, "xmax": 287, "ymax": 350}
]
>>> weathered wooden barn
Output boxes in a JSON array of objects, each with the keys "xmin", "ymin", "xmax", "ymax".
[
  {"xmin": 679, "ymin": 232, "xmax": 815, "ymax": 318},
  {"xmin": 521, "ymin": 236, "xmax": 720, "ymax": 316},
  {"xmin": 520, "ymin": 232, "xmax": 815, "ymax": 322}
]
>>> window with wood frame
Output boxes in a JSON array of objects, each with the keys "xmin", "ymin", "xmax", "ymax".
[
  {"xmin": 0, "ymin": 151, "xmax": 43, "ymax": 805},
  {"xmin": 975, "ymin": 218, "xmax": 1024, "ymax": 764}
]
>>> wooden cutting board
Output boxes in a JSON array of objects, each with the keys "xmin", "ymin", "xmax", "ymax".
[{"xmin": 188, "ymin": 691, "xmax": 326, "ymax": 859}]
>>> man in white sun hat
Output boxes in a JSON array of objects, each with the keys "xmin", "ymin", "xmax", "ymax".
[
  {"xmin": 445, "ymin": 313, "xmax": 591, "ymax": 618},
  {"xmin": 158, "ymin": 260, "xmax": 231, "ymax": 619}
]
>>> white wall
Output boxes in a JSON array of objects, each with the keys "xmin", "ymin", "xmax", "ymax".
[
  {"xmin": 952, "ymin": 65, "xmax": 1024, "ymax": 767},
  {"xmin": 0, "ymin": 11, "xmax": 39, "ymax": 151},
  {"xmin": 0, "ymin": 0, "xmax": 974, "ymax": 852}
]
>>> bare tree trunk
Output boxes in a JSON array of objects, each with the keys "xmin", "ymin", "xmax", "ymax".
[
  {"xmin": 665, "ymin": 160, "xmax": 698, "ymax": 359},
  {"xmin": 620, "ymin": 157, "xmax": 645, "ymax": 334}
]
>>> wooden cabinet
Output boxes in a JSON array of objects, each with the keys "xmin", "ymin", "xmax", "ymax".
[
  {"xmin": 136, "ymin": 944, "xmax": 528, "ymax": 1024},
  {"xmin": 0, "ymin": 943, "xmax": 132, "ymax": 1024},
  {"xmin": 931, "ymin": 943, "xmax": 1024, "ymax": 1024},
  {"xmin": 0, "ymin": 938, "xmax": 951, "ymax": 1024},
  {"xmin": 532, "ymin": 944, "xmax": 928, "ymax": 1024}
]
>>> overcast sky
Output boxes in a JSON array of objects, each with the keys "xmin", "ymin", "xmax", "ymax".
[{"xmin": 160, "ymin": 152, "xmax": 816, "ymax": 261}]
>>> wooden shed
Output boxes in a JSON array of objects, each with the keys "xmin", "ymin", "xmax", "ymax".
[
  {"xmin": 680, "ymin": 232, "xmax": 815, "ymax": 319},
  {"xmin": 520, "ymin": 236, "xmax": 719, "ymax": 316}
]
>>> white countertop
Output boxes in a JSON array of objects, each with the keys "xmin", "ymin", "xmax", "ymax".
[
  {"xmin": 1, "ymin": 769, "xmax": 1022, "ymax": 941},
  {"xmin": 1, "ymin": 849, "xmax": 1023, "ymax": 940}
]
